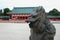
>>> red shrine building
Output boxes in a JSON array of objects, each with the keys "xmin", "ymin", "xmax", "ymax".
[
  {"xmin": 8, "ymin": 7, "xmax": 35, "ymax": 21},
  {"xmin": 47, "ymin": 16, "xmax": 60, "ymax": 21}
]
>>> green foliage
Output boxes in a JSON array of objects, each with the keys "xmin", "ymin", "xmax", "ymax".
[
  {"xmin": 0, "ymin": 9, "xmax": 2, "ymax": 16},
  {"xmin": 0, "ymin": 8, "xmax": 11, "ymax": 16},
  {"xmin": 58, "ymin": 12, "xmax": 60, "ymax": 16},
  {"xmin": 3, "ymin": 8, "xmax": 11, "ymax": 15},
  {"xmin": 48, "ymin": 8, "xmax": 60, "ymax": 16},
  {"xmin": 0, "ymin": 9, "xmax": 2, "ymax": 14}
]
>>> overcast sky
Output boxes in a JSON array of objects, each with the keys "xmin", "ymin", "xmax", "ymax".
[{"xmin": 0, "ymin": 0, "xmax": 60, "ymax": 12}]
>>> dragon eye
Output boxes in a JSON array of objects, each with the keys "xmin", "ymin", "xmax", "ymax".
[{"xmin": 32, "ymin": 15, "xmax": 37, "ymax": 18}]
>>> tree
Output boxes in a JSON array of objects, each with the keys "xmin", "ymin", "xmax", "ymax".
[
  {"xmin": 3, "ymin": 8, "xmax": 11, "ymax": 15},
  {"xmin": 58, "ymin": 12, "xmax": 60, "ymax": 16},
  {"xmin": 0, "ymin": 9, "xmax": 2, "ymax": 14},
  {"xmin": 48, "ymin": 8, "xmax": 60, "ymax": 16}
]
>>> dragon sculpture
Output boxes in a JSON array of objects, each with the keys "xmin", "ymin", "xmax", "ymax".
[{"xmin": 26, "ymin": 6, "xmax": 56, "ymax": 40}]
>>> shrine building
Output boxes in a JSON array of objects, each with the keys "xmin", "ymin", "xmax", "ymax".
[{"xmin": 7, "ymin": 7, "xmax": 35, "ymax": 20}]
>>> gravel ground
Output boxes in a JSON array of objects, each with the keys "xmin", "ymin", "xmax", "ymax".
[{"xmin": 0, "ymin": 22, "xmax": 59, "ymax": 40}]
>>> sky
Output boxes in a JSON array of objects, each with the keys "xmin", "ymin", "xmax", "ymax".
[{"xmin": 0, "ymin": 0, "xmax": 60, "ymax": 12}]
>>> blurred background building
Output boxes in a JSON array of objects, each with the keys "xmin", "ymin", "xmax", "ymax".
[{"xmin": 0, "ymin": 7, "xmax": 60, "ymax": 22}]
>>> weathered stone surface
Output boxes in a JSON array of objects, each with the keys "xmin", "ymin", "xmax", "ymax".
[{"xmin": 26, "ymin": 6, "xmax": 56, "ymax": 40}]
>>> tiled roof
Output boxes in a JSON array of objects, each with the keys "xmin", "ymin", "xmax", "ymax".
[
  {"xmin": 10, "ymin": 7, "xmax": 35, "ymax": 14},
  {"xmin": 0, "ymin": 16, "xmax": 10, "ymax": 18},
  {"xmin": 47, "ymin": 16, "xmax": 60, "ymax": 18}
]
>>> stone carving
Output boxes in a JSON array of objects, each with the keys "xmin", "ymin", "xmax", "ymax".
[{"xmin": 26, "ymin": 6, "xmax": 56, "ymax": 40}]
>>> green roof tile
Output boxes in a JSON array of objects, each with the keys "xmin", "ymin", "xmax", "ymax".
[{"xmin": 11, "ymin": 7, "xmax": 35, "ymax": 14}]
